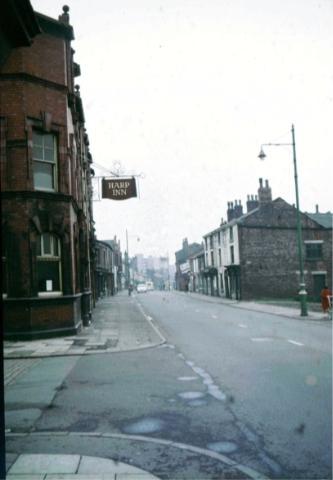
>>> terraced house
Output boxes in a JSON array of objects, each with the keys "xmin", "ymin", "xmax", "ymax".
[
  {"xmin": 203, "ymin": 179, "xmax": 332, "ymax": 301},
  {"xmin": 1, "ymin": 4, "xmax": 95, "ymax": 338}
]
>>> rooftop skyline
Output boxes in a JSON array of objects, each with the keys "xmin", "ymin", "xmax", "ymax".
[{"xmin": 31, "ymin": 0, "xmax": 333, "ymax": 256}]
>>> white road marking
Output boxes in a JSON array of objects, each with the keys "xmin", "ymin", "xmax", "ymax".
[
  {"xmin": 238, "ymin": 324, "xmax": 248, "ymax": 328},
  {"xmin": 287, "ymin": 340, "xmax": 304, "ymax": 347},
  {"xmin": 251, "ymin": 337, "xmax": 271, "ymax": 342}
]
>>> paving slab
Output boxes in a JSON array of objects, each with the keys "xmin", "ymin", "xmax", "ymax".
[
  {"xmin": 78, "ymin": 455, "xmax": 157, "ymax": 475},
  {"xmin": 6, "ymin": 454, "xmax": 160, "ymax": 479},
  {"xmin": 7, "ymin": 475, "xmax": 46, "ymax": 480},
  {"xmin": 8, "ymin": 454, "xmax": 81, "ymax": 474}
]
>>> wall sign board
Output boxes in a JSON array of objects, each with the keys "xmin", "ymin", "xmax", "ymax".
[{"xmin": 102, "ymin": 177, "xmax": 137, "ymax": 200}]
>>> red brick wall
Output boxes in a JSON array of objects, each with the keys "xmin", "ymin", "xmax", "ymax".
[{"xmin": 1, "ymin": 34, "xmax": 67, "ymax": 87}]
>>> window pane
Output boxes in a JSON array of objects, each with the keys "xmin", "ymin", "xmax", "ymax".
[
  {"xmin": 37, "ymin": 260, "xmax": 60, "ymax": 291},
  {"xmin": 36, "ymin": 236, "xmax": 41, "ymax": 256},
  {"xmin": 32, "ymin": 131, "xmax": 43, "ymax": 146},
  {"xmin": 33, "ymin": 161, "xmax": 53, "ymax": 189},
  {"xmin": 42, "ymin": 233, "xmax": 51, "ymax": 254},
  {"xmin": 43, "ymin": 134, "xmax": 54, "ymax": 149},
  {"xmin": 306, "ymin": 244, "xmax": 323, "ymax": 259},
  {"xmin": 44, "ymin": 148, "xmax": 54, "ymax": 162},
  {"xmin": 33, "ymin": 146, "xmax": 44, "ymax": 160},
  {"xmin": 53, "ymin": 237, "xmax": 59, "ymax": 256}
]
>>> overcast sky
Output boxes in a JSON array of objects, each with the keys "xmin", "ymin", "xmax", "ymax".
[{"xmin": 32, "ymin": 0, "xmax": 333, "ymax": 258}]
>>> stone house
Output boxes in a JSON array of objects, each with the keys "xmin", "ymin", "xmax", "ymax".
[
  {"xmin": 1, "ymin": 6, "xmax": 95, "ymax": 338},
  {"xmin": 203, "ymin": 179, "xmax": 332, "ymax": 300}
]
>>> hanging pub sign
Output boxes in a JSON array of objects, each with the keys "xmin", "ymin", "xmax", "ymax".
[{"xmin": 102, "ymin": 177, "xmax": 137, "ymax": 200}]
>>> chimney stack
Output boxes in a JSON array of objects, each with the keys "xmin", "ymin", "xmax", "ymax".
[
  {"xmin": 258, "ymin": 178, "xmax": 272, "ymax": 205},
  {"xmin": 246, "ymin": 194, "xmax": 259, "ymax": 213},
  {"xmin": 234, "ymin": 199, "xmax": 243, "ymax": 218},
  {"xmin": 227, "ymin": 201, "xmax": 234, "ymax": 222}
]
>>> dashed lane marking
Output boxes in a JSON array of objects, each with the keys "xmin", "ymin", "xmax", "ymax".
[
  {"xmin": 287, "ymin": 339, "xmax": 304, "ymax": 347},
  {"xmin": 251, "ymin": 338, "xmax": 272, "ymax": 342}
]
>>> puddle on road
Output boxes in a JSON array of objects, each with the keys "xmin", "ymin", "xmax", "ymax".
[
  {"xmin": 207, "ymin": 441, "xmax": 238, "ymax": 453},
  {"xmin": 178, "ymin": 391, "xmax": 205, "ymax": 400},
  {"xmin": 122, "ymin": 417, "xmax": 166, "ymax": 434}
]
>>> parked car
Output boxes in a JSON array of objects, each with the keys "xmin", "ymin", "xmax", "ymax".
[{"xmin": 137, "ymin": 283, "xmax": 147, "ymax": 293}]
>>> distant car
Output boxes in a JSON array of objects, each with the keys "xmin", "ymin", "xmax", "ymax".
[
  {"xmin": 145, "ymin": 281, "xmax": 154, "ymax": 291},
  {"xmin": 137, "ymin": 283, "xmax": 147, "ymax": 293}
]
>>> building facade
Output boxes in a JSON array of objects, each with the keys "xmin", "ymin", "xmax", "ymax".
[
  {"xmin": 203, "ymin": 179, "xmax": 332, "ymax": 301},
  {"xmin": 175, "ymin": 238, "xmax": 202, "ymax": 291},
  {"xmin": 101, "ymin": 238, "xmax": 123, "ymax": 294},
  {"xmin": 188, "ymin": 248, "xmax": 205, "ymax": 294},
  {"xmin": 94, "ymin": 241, "xmax": 114, "ymax": 300},
  {"xmin": 1, "ymin": 6, "xmax": 95, "ymax": 338}
]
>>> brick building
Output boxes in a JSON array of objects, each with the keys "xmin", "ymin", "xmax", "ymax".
[
  {"xmin": 94, "ymin": 238, "xmax": 123, "ymax": 300},
  {"xmin": 101, "ymin": 238, "xmax": 123, "ymax": 294},
  {"xmin": 203, "ymin": 179, "xmax": 332, "ymax": 301},
  {"xmin": 94, "ymin": 241, "xmax": 114, "ymax": 300},
  {"xmin": 1, "ymin": 5, "xmax": 95, "ymax": 338},
  {"xmin": 175, "ymin": 238, "xmax": 202, "ymax": 291}
]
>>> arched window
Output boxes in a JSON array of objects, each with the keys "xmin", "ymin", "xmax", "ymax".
[{"xmin": 37, "ymin": 233, "xmax": 62, "ymax": 295}]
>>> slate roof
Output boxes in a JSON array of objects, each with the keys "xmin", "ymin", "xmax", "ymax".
[{"xmin": 305, "ymin": 212, "xmax": 332, "ymax": 229}]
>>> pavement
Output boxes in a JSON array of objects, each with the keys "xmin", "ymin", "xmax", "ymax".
[
  {"xmin": 4, "ymin": 293, "xmax": 164, "ymax": 479},
  {"xmin": 6, "ymin": 453, "xmax": 160, "ymax": 479},
  {"xmin": 3, "ymin": 290, "xmax": 330, "ymax": 479},
  {"xmin": 179, "ymin": 290, "xmax": 330, "ymax": 321}
]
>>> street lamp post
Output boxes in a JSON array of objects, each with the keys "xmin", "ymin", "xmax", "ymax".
[{"xmin": 258, "ymin": 124, "xmax": 308, "ymax": 316}]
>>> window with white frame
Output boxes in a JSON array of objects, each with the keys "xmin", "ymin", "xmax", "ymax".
[
  {"xmin": 32, "ymin": 131, "xmax": 58, "ymax": 191},
  {"xmin": 37, "ymin": 233, "xmax": 62, "ymax": 294},
  {"xmin": 305, "ymin": 241, "xmax": 323, "ymax": 260}
]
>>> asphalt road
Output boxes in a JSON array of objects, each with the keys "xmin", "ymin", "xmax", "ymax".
[
  {"xmin": 5, "ymin": 291, "xmax": 332, "ymax": 479},
  {"xmin": 135, "ymin": 291, "xmax": 332, "ymax": 479}
]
